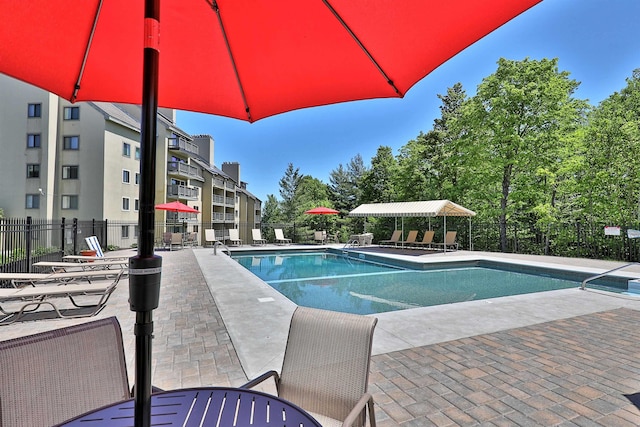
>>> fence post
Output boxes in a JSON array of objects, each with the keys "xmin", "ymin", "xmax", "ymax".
[
  {"xmin": 26, "ymin": 216, "xmax": 32, "ymax": 273},
  {"xmin": 61, "ymin": 217, "xmax": 66, "ymax": 254},
  {"xmin": 73, "ymin": 218, "xmax": 78, "ymax": 255}
]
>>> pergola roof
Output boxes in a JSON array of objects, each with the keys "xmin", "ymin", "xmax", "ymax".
[{"xmin": 348, "ymin": 200, "xmax": 475, "ymax": 218}]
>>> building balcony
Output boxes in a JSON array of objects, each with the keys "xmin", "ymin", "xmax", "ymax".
[
  {"xmin": 211, "ymin": 212, "xmax": 235, "ymax": 222},
  {"xmin": 167, "ymin": 161, "xmax": 204, "ymax": 182},
  {"xmin": 212, "ymin": 194, "xmax": 225, "ymax": 205},
  {"xmin": 168, "ymin": 137, "xmax": 199, "ymax": 156},
  {"xmin": 225, "ymin": 197, "xmax": 235, "ymax": 206},
  {"xmin": 167, "ymin": 184, "xmax": 199, "ymax": 200}
]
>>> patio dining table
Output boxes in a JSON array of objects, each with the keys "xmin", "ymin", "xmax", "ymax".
[{"xmin": 56, "ymin": 387, "xmax": 321, "ymax": 427}]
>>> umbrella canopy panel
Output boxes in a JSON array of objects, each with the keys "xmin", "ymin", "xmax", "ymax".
[
  {"xmin": 0, "ymin": 0, "xmax": 541, "ymax": 122},
  {"xmin": 349, "ymin": 200, "xmax": 476, "ymax": 218}
]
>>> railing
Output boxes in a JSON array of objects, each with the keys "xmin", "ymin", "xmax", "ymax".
[
  {"xmin": 580, "ymin": 262, "xmax": 640, "ymax": 290},
  {"xmin": 166, "ymin": 184, "xmax": 199, "ymax": 199},
  {"xmin": 167, "ymin": 161, "xmax": 203, "ymax": 181},
  {"xmin": 167, "ymin": 137, "xmax": 199, "ymax": 155},
  {"xmin": 213, "ymin": 241, "xmax": 231, "ymax": 255}
]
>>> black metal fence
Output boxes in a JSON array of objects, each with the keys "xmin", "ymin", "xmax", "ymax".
[{"xmin": 3, "ymin": 217, "xmax": 640, "ymax": 274}]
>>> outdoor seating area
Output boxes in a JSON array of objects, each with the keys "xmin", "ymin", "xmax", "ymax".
[{"xmin": 377, "ymin": 229, "xmax": 458, "ymax": 251}]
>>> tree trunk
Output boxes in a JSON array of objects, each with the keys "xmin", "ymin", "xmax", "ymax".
[{"xmin": 499, "ymin": 163, "xmax": 513, "ymax": 252}]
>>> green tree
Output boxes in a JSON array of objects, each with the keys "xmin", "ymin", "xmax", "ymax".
[
  {"xmin": 261, "ymin": 194, "xmax": 283, "ymax": 225},
  {"xmin": 278, "ymin": 163, "xmax": 303, "ymax": 222},
  {"xmin": 360, "ymin": 146, "xmax": 398, "ymax": 203},
  {"xmin": 328, "ymin": 154, "xmax": 367, "ymax": 213},
  {"xmin": 455, "ymin": 58, "xmax": 587, "ymax": 251},
  {"xmin": 581, "ymin": 69, "xmax": 640, "ymax": 224}
]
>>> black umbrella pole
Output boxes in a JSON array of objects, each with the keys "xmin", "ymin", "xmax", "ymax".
[{"xmin": 131, "ymin": 1, "xmax": 161, "ymax": 426}]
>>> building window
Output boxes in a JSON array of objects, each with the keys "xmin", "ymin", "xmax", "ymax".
[
  {"xmin": 135, "ymin": 147, "xmax": 141, "ymax": 160},
  {"xmin": 62, "ymin": 195, "xmax": 79, "ymax": 209},
  {"xmin": 122, "ymin": 169, "xmax": 130, "ymax": 183},
  {"xmin": 63, "ymin": 136, "xmax": 79, "ymax": 150},
  {"xmin": 62, "ymin": 165, "xmax": 79, "ymax": 179},
  {"xmin": 26, "ymin": 164, "xmax": 40, "ymax": 178},
  {"xmin": 27, "ymin": 133, "xmax": 41, "ymax": 148},
  {"xmin": 135, "ymin": 172, "xmax": 140, "ymax": 185},
  {"xmin": 122, "ymin": 142, "xmax": 131, "ymax": 157},
  {"xmin": 28, "ymin": 103, "xmax": 41, "ymax": 118},
  {"xmin": 134, "ymin": 199, "xmax": 139, "ymax": 211},
  {"xmin": 121, "ymin": 225, "xmax": 130, "ymax": 238},
  {"xmin": 122, "ymin": 197, "xmax": 130, "ymax": 211},
  {"xmin": 26, "ymin": 194, "xmax": 40, "ymax": 209},
  {"xmin": 63, "ymin": 106, "xmax": 80, "ymax": 120}
]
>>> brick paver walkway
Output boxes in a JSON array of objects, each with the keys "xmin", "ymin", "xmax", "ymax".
[{"xmin": 370, "ymin": 308, "xmax": 640, "ymax": 426}]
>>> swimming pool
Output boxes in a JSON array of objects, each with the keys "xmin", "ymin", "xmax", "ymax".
[{"xmin": 232, "ymin": 251, "xmax": 622, "ymax": 315}]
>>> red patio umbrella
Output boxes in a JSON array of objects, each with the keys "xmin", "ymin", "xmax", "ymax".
[
  {"xmin": 154, "ymin": 200, "xmax": 200, "ymax": 214},
  {"xmin": 0, "ymin": 1, "xmax": 542, "ymax": 425},
  {"xmin": 305, "ymin": 207, "xmax": 340, "ymax": 215}
]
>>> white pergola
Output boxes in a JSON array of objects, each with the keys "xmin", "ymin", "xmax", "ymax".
[{"xmin": 348, "ymin": 200, "xmax": 476, "ymax": 251}]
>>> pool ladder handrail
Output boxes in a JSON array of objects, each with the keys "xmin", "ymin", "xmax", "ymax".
[
  {"xmin": 343, "ymin": 239, "xmax": 360, "ymax": 249},
  {"xmin": 213, "ymin": 240, "xmax": 231, "ymax": 255},
  {"xmin": 580, "ymin": 262, "xmax": 640, "ymax": 290}
]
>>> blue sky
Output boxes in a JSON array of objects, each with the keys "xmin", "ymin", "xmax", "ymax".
[{"xmin": 176, "ymin": 0, "xmax": 640, "ymax": 203}]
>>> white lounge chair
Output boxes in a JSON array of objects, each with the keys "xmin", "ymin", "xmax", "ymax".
[
  {"xmin": 252, "ymin": 229, "xmax": 268, "ymax": 245},
  {"xmin": 85, "ymin": 235, "xmax": 105, "ymax": 257},
  {"xmin": 313, "ymin": 231, "xmax": 326, "ymax": 244},
  {"xmin": 228, "ymin": 229, "xmax": 242, "ymax": 246},
  {"xmin": 274, "ymin": 228, "xmax": 292, "ymax": 245},
  {"xmin": 204, "ymin": 229, "xmax": 219, "ymax": 247}
]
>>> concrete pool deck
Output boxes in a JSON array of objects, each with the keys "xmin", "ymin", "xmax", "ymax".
[{"xmin": 4, "ymin": 246, "xmax": 640, "ymax": 425}]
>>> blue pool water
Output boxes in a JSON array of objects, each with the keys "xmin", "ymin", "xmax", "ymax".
[{"xmin": 233, "ymin": 252, "xmax": 589, "ymax": 315}]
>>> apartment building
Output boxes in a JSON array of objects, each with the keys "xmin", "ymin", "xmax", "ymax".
[{"xmin": 0, "ymin": 74, "xmax": 261, "ymax": 246}]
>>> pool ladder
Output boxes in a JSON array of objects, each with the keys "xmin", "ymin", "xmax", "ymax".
[
  {"xmin": 580, "ymin": 262, "xmax": 640, "ymax": 290},
  {"xmin": 213, "ymin": 241, "xmax": 231, "ymax": 255}
]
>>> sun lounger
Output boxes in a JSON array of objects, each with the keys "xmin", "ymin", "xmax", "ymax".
[
  {"xmin": 252, "ymin": 229, "xmax": 268, "ymax": 245},
  {"xmin": 228, "ymin": 228, "xmax": 242, "ymax": 246},
  {"xmin": 33, "ymin": 259, "xmax": 128, "ymax": 273},
  {"xmin": 204, "ymin": 229, "xmax": 220, "ymax": 247},
  {"xmin": 414, "ymin": 230, "xmax": 435, "ymax": 248},
  {"xmin": 402, "ymin": 230, "xmax": 419, "ymax": 247},
  {"xmin": 0, "ymin": 269, "xmax": 124, "ymax": 287},
  {"xmin": 274, "ymin": 228, "xmax": 292, "ymax": 245},
  {"xmin": 0, "ymin": 270, "xmax": 123, "ymax": 325},
  {"xmin": 432, "ymin": 231, "xmax": 459, "ymax": 250},
  {"xmin": 63, "ymin": 253, "xmax": 130, "ymax": 262},
  {"xmin": 379, "ymin": 230, "xmax": 402, "ymax": 246}
]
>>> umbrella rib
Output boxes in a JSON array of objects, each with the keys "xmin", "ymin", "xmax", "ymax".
[
  {"xmin": 210, "ymin": 1, "xmax": 253, "ymax": 122},
  {"xmin": 322, "ymin": 0, "xmax": 402, "ymax": 97},
  {"xmin": 72, "ymin": 0, "xmax": 104, "ymax": 102}
]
